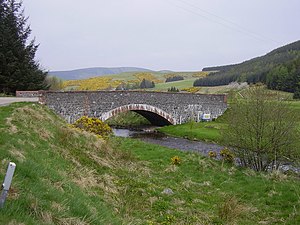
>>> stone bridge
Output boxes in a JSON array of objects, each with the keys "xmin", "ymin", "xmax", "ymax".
[{"xmin": 39, "ymin": 91, "xmax": 227, "ymax": 126}]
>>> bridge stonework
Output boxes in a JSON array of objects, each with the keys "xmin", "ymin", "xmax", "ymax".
[{"xmin": 39, "ymin": 91, "xmax": 227, "ymax": 125}]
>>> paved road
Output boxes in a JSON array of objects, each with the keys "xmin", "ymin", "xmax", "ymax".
[{"xmin": 0, "ymin": 97, "xmax": 38, "ymax": 106}]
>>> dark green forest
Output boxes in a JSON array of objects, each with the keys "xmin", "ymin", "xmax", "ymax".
[
  {"xmin": 195, "ymin": 40, "xmax": 300, "ymax": 98},
  {"xmin": 0, "ymin": 0, "xmax": 47, "ymax": 95},
  {"xmin": 165, "ymin": 75, "xmax": 184, "ymax": 82}
]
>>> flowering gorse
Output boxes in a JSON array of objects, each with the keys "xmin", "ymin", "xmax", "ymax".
[
  {"xmin": 171, "ymin": 156, "xmax": 181, "ymax": 165},
  {"xmin": 208, "ymin": 151, "xmax": 217, "ymax": 158},
  {"xmin": 73, "ymin": 116, "xmax": 112, "ymax": 139},
  {"xmin": 220, "ymin": 148, "xmax": 235, "ymax": 163}
]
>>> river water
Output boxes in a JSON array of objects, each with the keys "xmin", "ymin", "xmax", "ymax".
[{"xmin": 112, "ymin": 127, "xmax": 224, "ymax": 158}]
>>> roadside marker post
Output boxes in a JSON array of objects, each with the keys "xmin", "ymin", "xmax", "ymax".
[{"xmin": 0, "ymin": 162, "xmax": 16, "ymax": 208}]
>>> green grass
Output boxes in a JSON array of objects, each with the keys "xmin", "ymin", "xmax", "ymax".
[
  {"xmin": 1, "ymin": 103, "xmax": 300, "ymax": 224},
  {"xmin": 0, "ymin": 103, "xmax": 121, "ymax": 224},
  {"xmin": 112, "ymin": 138, "xmax": 300, "ymax": 224},
  {"xmin": 152, "ymin": 79, "xmax": 197, "ymax": 91},
  {"xmin": 159, "ymin": 120, "xmax": 226, "ymax": 143},
  {"xmin": 158, "ymin": 111, "xmax": 229, "ymax": 144},
  {"xmin": 288, "ymin": 100, "xmax": 300, "ymax": 111}
]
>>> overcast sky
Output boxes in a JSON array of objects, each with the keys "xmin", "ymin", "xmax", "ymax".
[{"xmin": 23, "ymin": 0, "xmax": 300, "ymax": 72}]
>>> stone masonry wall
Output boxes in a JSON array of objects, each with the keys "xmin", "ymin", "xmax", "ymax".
[
  {"xmin": 39, "ymin": 91, "xmax": 227, "ymax": 124},
  {"xmin": 16, "ymin": 91, "xmax": 41, "ymax": 97}
]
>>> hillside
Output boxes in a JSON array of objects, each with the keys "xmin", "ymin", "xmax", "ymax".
[
  {"xmin": 49, "ymin": 67, "xmax": 153, "ymax": 80},
  {"xmin": 1, "ymin": 103, "xmax": 300, "ymax": 224},
  {"xmin": 195, "ymin": 40, "xmax": 300, "ymax": 97},
  {"xmin": 62, "ymin": 71, "xmax": 208, "ymax": 91},
  {"xmin": 202, "ymin": 40, "xmax": 300, "ymax": 75}
]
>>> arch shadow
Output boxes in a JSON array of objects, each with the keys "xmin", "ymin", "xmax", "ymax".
[{"xmin": 101, "ymin": 104, "xmax": 176, "ymax": 126}]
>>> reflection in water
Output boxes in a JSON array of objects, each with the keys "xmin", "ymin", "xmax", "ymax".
[
  {"xmin": 112, "ymin": 127, "xmax": 163, "ymax": 138},
  {"xmin": 112, "ymin": 128, "xmax": 132, "ymax": 137}
]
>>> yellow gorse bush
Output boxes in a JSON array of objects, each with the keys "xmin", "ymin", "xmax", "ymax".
[
  {"xmin": 181, "ymin": 87, "xmax": 200, "ymax": 93},
  {"xmin": 73, "ymin": 116, "xmax": 112, "ymax": 139},
  {"xmin": 171, "ymin": 156, "xmax": 181, "ymax": 165},
  {"xmin": 208, "ymin": 151, "xmax": 217, "ymax": 158},
  {"xmin": 192, "ymin": 71, "xmax": 209, "ymax": 78},
  {"xmin": 63, "ymin": 77, "xmax": 123, "ymax": 91},
  {"xmin": 220, "ymin": 148, "xmax": 235, "ymax": 163},
  {"xmin": 63, "ymin": 72, "xmax": 164, "ymax": 91},
  {"xmin": 134, "ymin": 72, "xmax": 163, "ymax": 84}
]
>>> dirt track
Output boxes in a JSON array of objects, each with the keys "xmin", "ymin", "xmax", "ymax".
[{"xmin": 0, "ymin": 97, "xmax": 38, "ymax": 106}]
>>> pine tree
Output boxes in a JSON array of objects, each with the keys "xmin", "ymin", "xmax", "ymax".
[
  {"xmin": 140, "ymin": 79, "xmax": 155, "ymax": 89},
  {"xmin": 0, "ymin": 0, "xmax": 47, "ymax": 94}
]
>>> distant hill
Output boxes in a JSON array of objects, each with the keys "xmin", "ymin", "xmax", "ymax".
[
  {"xmin": 158, "ymin": 70, "xmax": 174, "ymax": 73},
  {"xmin": 49, "ymin": 67, "xmax": 153, "ymax": 80},
  {"xmin": 201, "ymin": 40, "xmax": 300, "ymax": 74},
  {"xmin": 195, "ymin": 40, "xmax": 300, "ymax": 98}
]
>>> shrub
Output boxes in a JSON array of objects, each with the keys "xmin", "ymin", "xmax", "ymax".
[
  {"xmin": 223, "ymin": 87, "xmax": 300, "ymax": 171},
  {"xmin": 140, "ymin": 79, "xmax": 155, "ymax": 89},
  {"xmin": 181, "ymin": 87, "xmax": 200, "ymax": 93},
  {"xmin": 73, "ymin": 116, "xmax": 112, "ymax": 139},
  {"xmin": 208, "ymin": 151, "xmax": 217, "ymax": 158},
  {"xmin": 171, "ymin": 156, "xmax": 181, "ymax": 165},
  {"xmin": 167, "ymin": 87, "xmax": 179, "ymax": 92},
  {"xmin": 218, "ymin": 196, "xmax": 245, "ymax": 222},
  {"xmin": 220, "ymin": 148, "xmax": 234, "ymax": 163}
]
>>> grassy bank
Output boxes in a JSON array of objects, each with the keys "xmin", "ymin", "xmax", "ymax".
[
  {"xmin": 0, "ymin": 103, "xmax": 122, "ymax": 224},
  {"xmin": 158, "ymin": 121, "xmax": 226, "ymax": 144},
  {"xmin": 158, "ymin": 111, "xmax": 229, "ymax": 144},
  {"xmin": 0, "ymin": 103, "xmax": 300, "ymax": 224}
]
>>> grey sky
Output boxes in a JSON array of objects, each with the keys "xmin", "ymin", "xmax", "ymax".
[{"xmin": 23, "ymin": 0, "xmax": 300, "ymax": 71}]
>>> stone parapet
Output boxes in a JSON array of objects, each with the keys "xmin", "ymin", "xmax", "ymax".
[
  {"xmin": 40, "ymin": 91, "xmax": 227, "ymax": 125},
  {"xmin": 16, "ymin": 91, "xmax": 41, "ymax": 98}
]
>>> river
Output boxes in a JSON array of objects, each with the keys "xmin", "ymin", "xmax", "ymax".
[{"xmin": 112, "ymin": 127, "xmax": 224, "ymax": 158}]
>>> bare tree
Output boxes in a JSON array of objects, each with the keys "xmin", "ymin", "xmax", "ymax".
[{"xmin": 223, "ymin": 86, "xmax": 300, "ymax": 172}]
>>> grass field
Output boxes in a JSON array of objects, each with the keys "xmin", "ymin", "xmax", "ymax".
[
  {"xmin": 1, "ymin": 103, "xmax": 300, "ymax": 224},
  {"xmin": 152, "ymin": 79, "xmax": 197, "ymax": 91}
]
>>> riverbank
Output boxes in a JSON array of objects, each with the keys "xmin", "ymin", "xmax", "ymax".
[
  {"xmin": 1, "ymin": 103, "xmax": 300, "ymax": 224},
  {"xmin": 113, "ymin": 127, "xmax": 224, "ymax": 158}
]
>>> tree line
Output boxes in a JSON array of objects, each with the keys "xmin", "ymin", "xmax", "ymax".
[
  {"xmin": 266, "ymin": 58, "xmax": 300, "ymax": 98},
  {"xmin": 165, "ymin": 76, "xmax": 184, "ymax": 82}
]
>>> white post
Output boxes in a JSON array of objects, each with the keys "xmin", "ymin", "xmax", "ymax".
[
  {"xmin": 0, "ymin": 162, "xmax": 16, "ymax": 208},
  {"xmin": 197, "ymin": 111, "xmax": 200, "ymax": 122}
]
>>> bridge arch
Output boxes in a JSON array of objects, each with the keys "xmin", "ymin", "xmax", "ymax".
[{"xmin": 100, "ymin": 104, "xmax": 176, "ymax": 126}]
